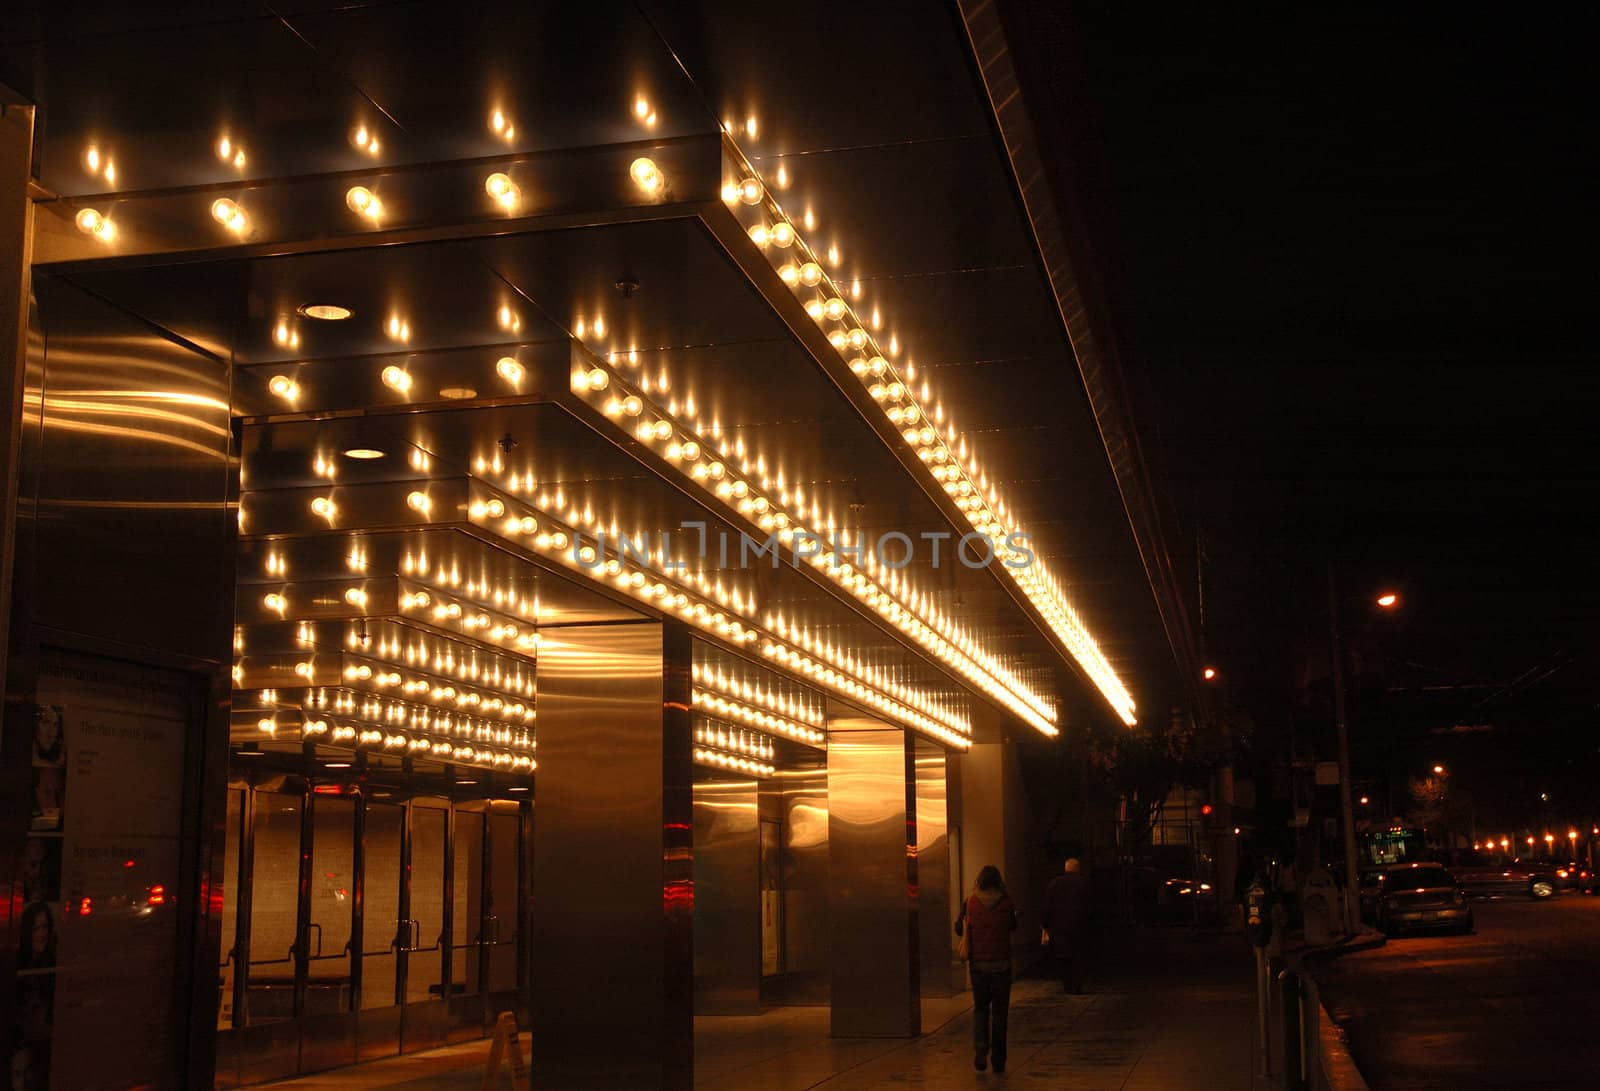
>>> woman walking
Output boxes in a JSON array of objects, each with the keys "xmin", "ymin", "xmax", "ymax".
[{"xmin": 957, "ymin": 865, "xmax": 1019, "ymax": 1073}]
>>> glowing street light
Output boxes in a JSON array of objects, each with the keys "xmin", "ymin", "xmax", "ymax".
[
  {"xmin": 1376, "ymin": 592, "xmax": 1399, "ymax": 608},
  {"xmin": 1359, "ymin": 796, "xmax": 1370, "ymax": 806},
  {"xmin": 1432, "ymin": 764, "xmax": 1445, "ymax": 775},
  {"xmin": 1202, "ymin": 666, "xmax": 1218, "ymax": 681}
]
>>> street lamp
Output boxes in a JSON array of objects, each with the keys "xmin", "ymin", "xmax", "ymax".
[
  {"xmin": 1569, "ymin": 830, "xmax": 1579, "ymax": 861},
  {"xmin": 1359, "ymin": 795, "xmax": 1369, "ymax": 806},
  {"xmin": 1202, "ymin": 666, "xmax": 1218, "ymax": 681},
  {"xmin": 1327, "ymin": 567, "xmax": 1401, "ymax": 934},
  {"xmin": 1432, "ymin": 764, "xmax": 1445, "ymax": 776}
]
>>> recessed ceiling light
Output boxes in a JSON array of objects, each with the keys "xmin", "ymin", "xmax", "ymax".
[
  {"xmin": 439, "ymin": 387, "xmax": 478, "ymax": 400},
  {"xmin": 325, "ymin": 761, "xmax": 351, "ymax": 769},
  {"xmin": 298, "ymin": 303, "xmax": 352, "ymax": 321},
  {"xmin": 507, "ymin": 786, "xmax": 530, "ymax": 792},
  {"xmin": 343, "ymin": 448, "xmax": 385, "ymax": 460}
]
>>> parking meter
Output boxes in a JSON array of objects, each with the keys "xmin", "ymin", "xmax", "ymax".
[{"xmin": 1246, "ymin": 879, "xmax": 1272, "ymax": 947}]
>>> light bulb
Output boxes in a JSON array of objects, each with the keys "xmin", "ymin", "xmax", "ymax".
[
  {"xmin": 738, "ymin": 178, "xmax": 763, "ymax": 205},
  {"xmin": 799, "ymin": 262, "xmax": 822, "ymax": 286},
  {"xmin": 381, "ymin": 366, "xmax": 412, "ymax": 392},
  {"xmin": 484, "ymin": 499, "xmax": 505, "ymax": 518},
  {"xmin": 484, "ymin": 172, "xmax": 520, "ymax": 211},
  {"xmin": 586, "ymin": 368, "xmax": 609, "ymax": 391},
  {"xmin": 805, "ymin": 299, "xmax": 825, "ymax": 321},
  {"xmin": 74, "ymin": 208, "xmax": 114, "ymax": 242},
  {"xmin": 210, "ymin": 198, "xmax": 247, "ymax": 233},
  {"xmin": 343, "ymin": 588, "xmax": 368, "ymax": 607},
  {"xmin": 748, "ymin": 224, "xmax": 770, "ymax": 247},
  {"xmin": 621, "ymin": 395, "xmax": 643, "ymax": 416},
  {"xmin": 267, "ymin": 375, "xmax": 300, "ymax": 401},
  {"xmin": 345, "ymin": 186, "xmax": 382, "ymax": 221},
  {"xmin": 823, "ymin": 298, "xmax": 847, "ymax": 321},
  {"xmin": 263, "ymin": 593, "xmax": 287, "ymax": 613},
  {"xmin": 311, "ymin": 496, "xmax": 335, "ymax": 519},
  {"xmin": 496, "ymin": 357, "xmax": 525, "ymax": 384},
  {"xmin": 770, "ymin": 222, "xmax": 795, "ymax": 248},
  {"xmin": 778, "ymin": 264, "xmax": 800, "ymax": 286},
  {"xmin": 629, "ymin": 157, "xmax": 664, "ymax": 195}
]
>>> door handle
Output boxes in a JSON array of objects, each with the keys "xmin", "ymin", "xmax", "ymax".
[
  {"xmin": 307, "ymin": 921, "xmax": 323, "ymax": 958},
  {"xmin": 484, "ymin": 914, "xmax": 499, "ymax": 944}
]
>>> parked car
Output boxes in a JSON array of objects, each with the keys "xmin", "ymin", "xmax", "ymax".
[
  {"xmin": 1449, "ymin": 852, "xmax": 1558, "ymax": 899},
  {"xmin": 1370, "ymin": 863, "xmax": 1474, "ymax": 935}
]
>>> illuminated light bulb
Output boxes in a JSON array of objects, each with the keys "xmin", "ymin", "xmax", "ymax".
[
  {"xmin": 847, "ymin": 328, "xmax": 867, "ymax": 349},
  {"xmin": 586, "ymin": 368, "xmax": 610, "ymax": 391},
  {"xmin": 345, "ymin": 186, "xmax": 383, "ymax": 221},
  {"xmin": 484, "ymin": 172, "xmax": 520, "ymax": 211},
  {"xmin": 263, "ymin": 593, "xmax": 287, "ymax": 614},
  {"xmin": 721, "ymin": 182, "xmax": 740, "ymax": 204},
  {"xmin": 495, "ymin": 356, "xmax": 526, "ymax": 385},
  {"xmin": 311, "ymin": 496, "xmax": 335, "ymax": 520},
  {"xmin": 799, "ymin": 262, "xmax": 823, "ymax": 286},
  {"xmin": 210, "ymin": 198, "xmax": 248, "ymax": 233},
  {"xmin": 407, "ymin": 491, "xmax": 431, "ymax": 514},
  {"xmin": 629, "ymin": 157, "xmax": 664, "ymax": 195},
  {"xmin": 267, "ymin": 375, "xmax": 300, "ymax": 402},
  {"xmin": 215, "ymin": 137, "xmax": 231, "ymax": 161},
  {"xmin": 85, "ymin": 146, "xmax": 102, "ymax": 172},
  {"xmin": 706, "ymin": 461, "xmax": 725, "ymax": 480},
  {"xmin": 381, "ymin": 365, "xmax": 412, "ymax": 392},
  {"xmin": 652, "ymin": 420, "xmax": 673, "ymax": 440},
  {"xmin": 737, "ymin": 177, "xmax": 764, "ymax": 205},
  {"xmin": 805, "ymin": 299, "xmax": 825, "ymax": 321},
  {"xmin": 868, "ymin": 356, "xmax": 888, "ymax": 375},
  {"xmin": 343, "ymin": 588, "xmax": 368, "ymax": 607},
  {"xmin": 748, "ymin": 223, "xmax": 770, "ymax": 247},
  {"xmin": 778, "ymin": 264, "xmax": 800, "ymax": 286},
  {"xmin": 768, "ymin": 222, "xmax": 796, "ymax": 249},
  {"xmin": 827, "ymin": 330, "xmax": 848, "ymax": 350},
  {"xmin": 682, "ymin": 441, "xmax": 700, "ymax": 460},
  {"xmin": 490, "ymin": 109, "xmax": 507, "ymax": 133},
  {"xmin": 823, "ymin": 297, "xmax": 847, "ymax": 321},
  {"xmin": 621, "ymin": 395, "xmax": 643, "ymax": 416},
  {"xmin": 74, "ymin": 208, "xmax": 115, "ymax": 242}
]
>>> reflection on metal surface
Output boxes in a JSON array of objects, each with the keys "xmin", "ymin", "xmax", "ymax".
[
  {"xmin": 914, "ymin": 745, "xmax": 954, "ymax": 998},
  {"xmin": 827, "ymin": 722, "xmax": 919, "ymax": 1037},
  {"xmin": 774, "ymin": 767, "xmax": 830, "ymax": 1005},
  {"xmin": 693, "ymin": 779, "xmax": 760, "ymax": 1014},
  {"xmin": 530, "ymin": 622, "xmax": 691, "ymax": 1088}
]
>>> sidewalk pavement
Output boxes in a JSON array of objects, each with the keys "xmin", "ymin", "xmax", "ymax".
[{"xmin": 266, "ymin": 925, "xmax": 1274, "ymax": 1090}]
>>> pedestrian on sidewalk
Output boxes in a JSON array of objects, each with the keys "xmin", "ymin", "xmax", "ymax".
[
  {"xmin": 955, "ymin": 864, "xmax": 1019, "ymax": 1074},
  {"xmin": 1041, "ymin": 856, "xmax": 1090, "ymax": 993}
]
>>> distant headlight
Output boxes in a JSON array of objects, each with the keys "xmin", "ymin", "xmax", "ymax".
[{"xmin": 1557, "ymin": 869, "xmax": 1569, "ymax": 879}]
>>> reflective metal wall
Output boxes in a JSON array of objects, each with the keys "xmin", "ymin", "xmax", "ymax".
[
  {"xmin": 2, "ymin": 274, "xmax": 235, "ymax": 1089},
  {"xmin": 530, "ymin": 621, "xmax": 692, "ymax": 1089},
  {"xmin": 692, "ymin": 778, "xmax": 758, "ymax": 1014},
  {"xmin": 914, "ymin": 744, "xmax": 954, "ymax": 998},
  {"xmin": 826, "ymin": 718, "xmax": 918, "ymax": 1037},
  {"xmin": 773, "ymin": 767, "xmax": 829, "ymax": 1006}
]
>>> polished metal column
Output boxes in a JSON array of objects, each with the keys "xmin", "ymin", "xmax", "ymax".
[
  {"xmin": 914, "ymin": 743, "xmax": 954, "ymax": 998},
  {"xmin": 826, "ymin": 717, "xmax": 918, "ymax": 1037},
  {"xmin": 692, "ymin": 777, "xmax": 759, "ymax": 1014},
  {"xmin": 775, "ymin": 767, "xmax": 829, "ymax": 1005},
  {"xmin": 531, "ymin": 621, "xmax": 692, "ymax": 1089}
]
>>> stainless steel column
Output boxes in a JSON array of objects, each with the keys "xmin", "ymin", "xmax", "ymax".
[
  {"xmin": 692, "ymin": 777, "xmax": 758, "ymax": 1014},
  {"xmin": 826, "ymin": 717, "xmax": 918, "ymax": 1037},
  {"xmin": 776, "ymin": 767, "xmax": 829, "ymax": 1005},
  {"xmin": 531, "ymin": 621, "xmax": 692, "ymax": 1089},
  {"xmin": 914, "ymin": 743, "xmax": 954, "ymax": 998}
]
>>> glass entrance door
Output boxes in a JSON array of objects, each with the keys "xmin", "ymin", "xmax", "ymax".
[
  {"xmin": 400, "ymin": 798, "xmax": 450, "ymax": 1052},
  {"xmin": 300, "ymin": 791, "xmax": 357, "ymax": 1070},
  {"xmin": 356, "ymin": 798, "xmax": 404, "ymax": 1061}
]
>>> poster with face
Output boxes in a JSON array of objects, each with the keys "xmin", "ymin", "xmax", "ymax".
[
  {"xmin": 15, "ymin": 903, "xmax": 57, "ymax": 973},
  {"xmin": 20, "ymin": 839, "xmax": 61, "ymax": 905},
  {"xmin": 32, "ymin": 706, "xmax": 65, "ymax": 768},
  {"xmin": 28, "ymin": 769, "xmax": 64, "ymax": 833}
]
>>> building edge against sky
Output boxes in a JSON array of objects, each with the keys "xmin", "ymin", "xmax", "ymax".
[{"xmin": 0, "ymin": 4, "xmax": 1193, "ymax": 1088}]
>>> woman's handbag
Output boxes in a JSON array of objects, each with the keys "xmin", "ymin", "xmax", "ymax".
[{"xmin": 954, "ymin": 904, "xmax": 969, "ymax": 961}]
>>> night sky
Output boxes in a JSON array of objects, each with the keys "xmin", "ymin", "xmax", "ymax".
[{"xmin": 1009, "ymin": 5, "xmax": 1595, "ymax": 822}]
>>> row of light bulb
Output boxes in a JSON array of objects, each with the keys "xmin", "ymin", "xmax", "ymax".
[
  {"xmin": 397, "ymin": 542, "xmax": 538, "ymax": 621},
  {"xmin": 690, "ymin": 662, "xmax": 824, "ymax": 727},
  {"xmin": 718, "ymin": 138, "xmax": 1137, "ymax": 727},
  {"xmin": 693, "ymin": 747, "xmax": 775, "ymax": 779},
  {"xmin": 268, "ymin": 354, "xmax": 526, "ymax": 411},
  {"xmin": 572, "ymin": 356, "xmax": 1052, "ymax": 734},
  {"xmin": 396, "ymin": 584, "xmax": 543, "ymax": 655},
  {"xmin": 690, "ymin": 689, "xmax": 824, "ymax": 748},
  {"xmin": 462, "ymin": 490, "xmax": 969, "ymax": 748},
  {"xmin": 256, "ymin": 713, "xmax": 534, "ymax": 772},
  {"xmin": 249, "ymin": 685, "xmax": 533, "ymax": 751},
  {"xmin": 331, "ymin": 620, "xmax": 537, "ymax": 698},
  {"xmin": 766, "ymin": 613, "xmax": 973, "ymax": 738},
  {"xmin": 238, "ymin": 653, "xmax": 535, "ymax": 726},
  {"xmin": 693, "ymin": 722, "xmax": 775, "ymax": 761}
]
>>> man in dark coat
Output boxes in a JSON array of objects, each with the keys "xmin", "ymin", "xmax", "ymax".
[{"xmin": 1041, "ymin": 857, "xmax": 1090, "ymax": 993}]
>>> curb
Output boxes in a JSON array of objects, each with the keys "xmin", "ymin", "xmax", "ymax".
[{"xmin": 1317, "ymin": 995, "xmax": 1371, "ymax": 1091}]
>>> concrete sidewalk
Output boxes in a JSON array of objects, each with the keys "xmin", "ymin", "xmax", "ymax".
[{"xmin": 266, "ymin": 925, "xmax": 1271, "ymax": 1089}]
